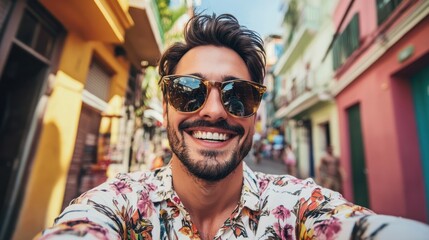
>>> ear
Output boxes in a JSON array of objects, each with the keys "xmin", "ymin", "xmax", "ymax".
[{"xmin": 252, "ymin": 112, "xmax": 259, "ymax": 124}]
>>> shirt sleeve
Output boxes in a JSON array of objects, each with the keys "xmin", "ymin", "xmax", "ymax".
[
  {"xmin": 297, "ymin": 186, "xmax": 429, "ymax": 239},
  {"xmin": 37, "ymin": 176, "xmax": 137, "ymax": 240},
  {"xmin": 38, "ymin": 204, "xmax": 124, "ymax": 239}
]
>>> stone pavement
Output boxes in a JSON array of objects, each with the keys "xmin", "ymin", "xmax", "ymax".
[{"xmin": 244, "ymin": 153, "xmax": 287, "ymax": 175}]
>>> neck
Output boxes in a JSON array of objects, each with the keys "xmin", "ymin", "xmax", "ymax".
[
  {"xmin": 171, "ymin": 158, "xmax": 243, "ymax": 236},
  {"xmin": 171, "ymin": 158, "xmax": 243, "ymax": 213}
]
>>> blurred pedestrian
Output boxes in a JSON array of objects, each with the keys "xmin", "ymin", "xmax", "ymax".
[
  {"xmin": 262, "ymin": 138, "xmax": 272, "ymax": 159},
  {"xmin": 272, "ymin": 143, "xmax": 283, "ymax": 161},
  {"xmin": 252, "ymin": 133, "xmax": 263, "ymax": 164},
  {"xmin": 317, "ymin": 145, "xmax": 344, "ymax": 193},
  {"xmin": 283, "ymin": 143, "xmax": 296, "ymax": 176},
  {"xmin": 271, "ymin": 130, "xmax": 284, "ymax": 162}
]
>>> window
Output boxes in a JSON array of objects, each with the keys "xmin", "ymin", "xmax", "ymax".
[
  {"xmin": 0, "ymin": 0, "xmax": 13, "ymax": 35},
  {"xmin": 376, "ymin": 0, "xmax": 403, "ymax": 25},
  {"xmin": 332, "ymin": 13, "xmax": 360, "ymax": 70},
  {"xmin": 16, "ymin": 9, "xmax": 56, "ymax": 58}
]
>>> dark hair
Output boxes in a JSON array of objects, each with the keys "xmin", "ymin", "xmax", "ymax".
[{"xmin": 158, "ymin": 13, "xmax": 266, "ymax": 84}]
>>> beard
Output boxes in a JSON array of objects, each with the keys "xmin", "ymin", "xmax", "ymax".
[{"xmin": 167, "ymin": 116, "xmax": 253, "ymax": 182}]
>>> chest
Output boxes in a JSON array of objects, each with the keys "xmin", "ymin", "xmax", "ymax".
[{"xmin": 127, "ymin": 200, "xmax": 299, "ymax": 240}]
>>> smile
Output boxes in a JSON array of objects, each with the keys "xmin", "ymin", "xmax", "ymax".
[{"xmin": 192, "ymin": 131, "xmax": 230, "ymax": 141}]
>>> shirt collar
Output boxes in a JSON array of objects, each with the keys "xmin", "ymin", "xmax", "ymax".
[
  {"xmin": 148, "ymin": 162, "xmax": 261, "ymax": 212},
  {"xmin": 148, "ymin": 164, "xmax": 174, "ymax": 203},
  {"xmin": 241, "ymin": 162, "xmax": 261, "ymax": 211}
]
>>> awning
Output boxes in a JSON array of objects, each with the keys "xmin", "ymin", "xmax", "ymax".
[
  {"xmin": 143, "ymin": 109, "xmax": 163, "ymax": 123},
  {"xmin": 40, "ymin": 0, "xmax": 133, "ymax": 43}
]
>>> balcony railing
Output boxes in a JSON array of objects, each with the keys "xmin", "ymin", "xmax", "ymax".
[{"xmin": 275, "ymin": 72, "xmax": 314, "ymax": 108}]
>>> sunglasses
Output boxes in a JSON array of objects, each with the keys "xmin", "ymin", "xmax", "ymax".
[{"xmin": 160, "ymin": 75, "xmax": 266, "ymax": 118}]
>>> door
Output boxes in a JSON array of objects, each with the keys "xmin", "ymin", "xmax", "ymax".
[
  {"xmin": 0, "ymin": 1, "xmax": 63, "ymax": 238},
  {"xmin": 411, "ymin": 66, "xmax": 429, "ymax": 219},
  {"xmin": 320, "ymin": 122, "xmax": 331, "ymax": 149},
  {"xmin": 347, "ymin": 104, "xmax": 370, "ymax": 207},
  {"xmin": 62, "ymin": 58, "xmax": 111, "ymax": 209},
  {"xmin": 62, "ymin": 104, "xmax": 102, "ymax": 209},
  {"xmin": 0, "ymin": 43, "xmax": 47, "ymax": 213}
]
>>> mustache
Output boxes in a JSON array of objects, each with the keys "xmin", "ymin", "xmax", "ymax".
[{"xmin": 179, "ymin": 119, "xmax": 244, "ymax": 136}]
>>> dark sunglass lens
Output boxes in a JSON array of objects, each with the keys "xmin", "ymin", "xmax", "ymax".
[
  {"xmin": 168, "ymin": 77, "xmax": 206, "ymax": 112},
  {"xmin": 222, "ymin": 81, "xmax": 262, "ymax": 117}
]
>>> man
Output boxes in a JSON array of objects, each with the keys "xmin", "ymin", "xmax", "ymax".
[
  {"xmin": 39, "ymin": 14, "xmax": 429, "ymax": 239},
  {"xmin": 317, "ymin": 145, "xmax": 344, "ymax": 194},
  {"xmin": 283, "ymin": 143, "xmax": 296, "ymax": 176}
]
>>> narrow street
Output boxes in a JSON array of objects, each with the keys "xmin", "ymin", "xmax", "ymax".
[{"xmin": 244, "ymin": 153, "xmax": 287, "ymax": 175}]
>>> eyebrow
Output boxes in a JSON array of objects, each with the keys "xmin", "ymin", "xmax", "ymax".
[{"xmin": 188, "ymin": 73, "xmax": 243, "ymax": 82}]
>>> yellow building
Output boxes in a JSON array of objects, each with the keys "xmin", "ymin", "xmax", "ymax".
[{"xmin": 0, "ymin": 0, "xmax": 163, "ymax": 239}]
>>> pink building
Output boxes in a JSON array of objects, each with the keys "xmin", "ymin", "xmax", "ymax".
[{"xmin": 332, "ymin": 0, "xmax": 429, "ymax": 222}]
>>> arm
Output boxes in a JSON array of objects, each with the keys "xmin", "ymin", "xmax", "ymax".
[
  {"xmin": 297, "ymin": 186, "xmax": 429, "ymax": 239},
  {"xmin": 37, "ymin": 174, "xmax": 142, "ymax": 239},
  {"xmin": 39, "ymin": 202, "xmax": 124, "ymax": 239}
]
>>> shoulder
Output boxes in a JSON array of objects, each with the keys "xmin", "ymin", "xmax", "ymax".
[
  {"xmin": 73, "ymin": 167, "xmax": 169, "ymax": 205},
  {"xmin": 255, "ymin": 172, "xmax": 320, "ymax": 196},
  {"xmin": 254, "ymin": 173, "xmax": 313, "ymax": 204},
  {"xmin": 254, "ymin": 172, "xmax": 349, "ymax": 208}
]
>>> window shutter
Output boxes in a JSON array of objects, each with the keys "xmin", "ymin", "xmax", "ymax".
[
  {"xmin": 332, "ymin": 13, "xmax": 360, "ymax": 70},
  {"xmin": 350, "ymin": 13, "xmax": 360, "ymax": 53},
  {"xmin": 332, "ymin": 36, "xmax": 341, "ymax": 70},
  {"xmin": 85, "ymin": 60, "xmax": 112, "ymax": 102}
]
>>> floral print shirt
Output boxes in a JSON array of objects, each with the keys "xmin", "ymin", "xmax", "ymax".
[{"xmin": 40, "ymin": 163, "xmax": 429, "ymax": 239}]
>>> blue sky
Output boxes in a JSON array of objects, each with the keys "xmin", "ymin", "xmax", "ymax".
[{"xmin": 172, "ymin": 0, "xmax": 286, "ymax": 39}]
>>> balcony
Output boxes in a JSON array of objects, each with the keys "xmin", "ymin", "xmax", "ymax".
[
  {"xmin": 274, "ymin": 70, "xmax": 332, "ymax": 119},
  {"xmin": 273, "ymin": 5, "xmax": 320, "ymax": 75},
  {"xmin": 124, "ymin": 0, "xmax": 164, "ymax": 67}
]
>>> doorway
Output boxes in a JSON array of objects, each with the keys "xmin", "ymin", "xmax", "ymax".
[
  {"xmin": 319, "ymin": 121, "xmax": 331, "ymax": 151},
  {"xmin": 411, "ymin": 66, "xmax": 429, "ymax": 219},
  {"xmin": 0, "ymin": 43, "xmax": 47, "ymax": 214},
  {"xmin": 62, "ymin": 104, "xmax": 102, "ymax": 209},
  {"xmin": 347, "ymin": 104, "xmax": 370, "ymax": 207}
]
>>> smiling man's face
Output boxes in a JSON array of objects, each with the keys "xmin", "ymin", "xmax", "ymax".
[{"xmin": 163, "ymin": 45, "xmax": 257, "ymax": 182}]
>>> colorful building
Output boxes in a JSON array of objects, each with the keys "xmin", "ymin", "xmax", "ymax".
[
  {"xmin": 273, "ymin": 0, "xmax": 340, "ymax": 178},
  {"xmin": 332, "ymin": 0, "xmax": 428, "ymax": 222},
  {"xmin": 272, "ymin": 0, "xmax": 429, "ymax": 223},
  {"xmin": 0, "ymin": 0, "xmax": 163, "ymax": 239}
]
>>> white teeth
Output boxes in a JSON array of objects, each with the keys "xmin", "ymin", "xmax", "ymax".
[{"xmin": 192, "ymin": 131, "xmax": 229, "ymax": 141}]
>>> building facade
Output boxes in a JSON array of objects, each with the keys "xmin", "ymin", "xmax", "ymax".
[
  {"xmin": 273, "ymin": 0, "xmax": 340, "ymax": 179},
  {"xmin": 0, "ymin": 0, "xmax": 163, "ymax": 239},
  {"xmin": 272, "ymin": 0, "xmax": 428, "ymax": 223},
  {"xmin": 332, "ymin": 0, "xmax": 428, "ymax": 222}
]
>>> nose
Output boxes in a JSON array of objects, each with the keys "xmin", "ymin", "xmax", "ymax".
[{"xmin": 198, "ymin": 86, "xmax": 229, "ymax": 120}]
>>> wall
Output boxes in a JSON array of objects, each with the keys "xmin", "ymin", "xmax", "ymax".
[
  {"xmin": 14, "ymin": 30, "xmax": 130, "ymax": 239},
  {"xmin": 336, "ymin": 13, "xmax": 429, "ymax": 221}
]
